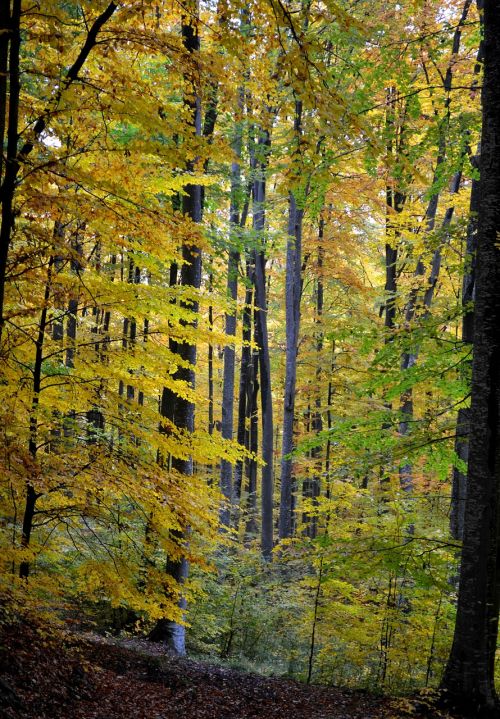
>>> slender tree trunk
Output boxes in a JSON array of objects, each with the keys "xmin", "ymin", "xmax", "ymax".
[
  {"xmin": 65, "ymin": 222, "xmax": 84, "ymax": 370},
  {"xmin": 384, "ymin": 85, "xmax": 407, "ymax": 337},
  {"xmin": 0, "ymin": 0, "xmax": 21, "ymax": 344},
  {"xmin": 440, "ymin": 2, "xmax": 500, "ymax": 710},
  {"xmin": 245, "ymin": 313, "xmax": 259, "ymax": 538},
  {"xmin": 158, "ymin": 261, "xmax": 179, "ymax": 457},
  {"xmin": 150, "ymin": 2, "xmax": 202, "ymax": 653},
  {"xmin": 219, "ymin": 113, "xmax": 243, "ymax": 526},
  {"xmin": 208, "ymin": 288, "xmax": 214, "ymax": 436},
  {"xmin": 252, "ymin": 129, "xmax": 273, "ymax": 558},
  {"xmin": 379, "ymin": 86, "xmax": 408, "ymax": 493},
  {"xmin": 450, "ymin": 164, "xmax": 480, "ymax": 540},
  {"xmin": 279, "ymin": 97, "xmax": 304, "ymax": 540},
  {"xmin": 0, "ymin": 2, "xmax": 11, "ymax": 188},
  {"xmin": 279, "ymin": 190, "xmax": 303, "ymax": 539},
  {"xmin": 234, "ymin": 262, "xmax": 253, "ymax": 506},
  {"xmin": 19, "ymin": 256, "xmax": 55, "ymax": 578},
  {"xmin": 308, "ymin": 224, "xmax": 325, "ymax": 539},
  {"xmin": 300, "ymin": 222, "xmax": 326, "ymax": 538},
  {"xmin": 306, "ymin": 556, "xmax": 323, "ymax": 684}
]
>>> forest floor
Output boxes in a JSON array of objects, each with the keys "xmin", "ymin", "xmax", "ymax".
[{"xmin": 0, "ymin": 618, "xmax": 458, "ymax": 719}]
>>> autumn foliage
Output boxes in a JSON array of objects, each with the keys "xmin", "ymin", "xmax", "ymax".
[{"xmin": 0, "ymin": 0, "xmax": 489, "ymax": 702}]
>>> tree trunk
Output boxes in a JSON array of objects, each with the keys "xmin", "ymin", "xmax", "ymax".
[
  {"xmin": 450, "ymin": 156, "xmax": 480, "ymax": 540},
  {"xmin": 150, "ymin": 2, "xmax": 202, "ymax": 654},
  {"xmin": 19, "ymin": 256, "xmax": 55, "ymax": 578},
  {"xmin": 308, "ymin": 222, "xmax": 325, "ymax": 539},
  {"xmin": 278, "ymin": 191, "xmax": 303, "ymax": 539},
  {"xmin": 440, "ymin": 1, "xmax": 500, "ymax": 711},
  {"xmin": 234, "ymin": 261, "xmax": 253, "ymax": 506},
  {"xmin": 0, "ymin": 2, "xmax": 11, "ymax": 188},
  {"xmin": 0, "ymin": 0, "xmax": 21, "ymax": 344},
  {"xmin": 219, "ymin": 114, "xmax": 243, "ymax": 526},
  {"xmin": 252, "ymin": 127, "xmax": 273, "ymax": 558},
  {"xmin": 245, "ymin": 312, "xmax": 259, "ymax": 538},
  {"xmin": 208, "ymin": 300, "xmax": 214, "ymax": 436},
  {"xmin": 449, "ymin": 17, "xmax": 485, "ymax": 540},
  {"xmin": 278, "ymin": 96, "xmax": 304, "ymax": 540}
]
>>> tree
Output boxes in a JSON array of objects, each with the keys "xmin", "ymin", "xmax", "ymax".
[
  {"xmin": 0, "ymin": 2, "xmax": 118, "ymax": 344},
  {"xmin": 440, "ymin": 0, "xmax": 500, "ymax": 712},
  {"xmin": 279, "ymin": 99, "xmax": 305, "ymax": 541},
  {"xmin": 252, "ymin": 126, "xmax": 274, "ymax": 560},
  {"xmin": 149, "ymin": 0, "xmax": 203, "ymax": 654}
]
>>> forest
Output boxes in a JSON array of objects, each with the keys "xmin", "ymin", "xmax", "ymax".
[{"xmin": 2, "ymin": 0, "xmax": 500, "ymax": 717}]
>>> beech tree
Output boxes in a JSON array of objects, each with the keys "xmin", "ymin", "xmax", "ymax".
[{"xmin": 440, "ymin": 0, "xmax": 500, "ymax": 712}]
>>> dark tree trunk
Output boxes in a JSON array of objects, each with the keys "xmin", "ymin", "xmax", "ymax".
[
  {"xmin": 399, "ymin": 187, "xmax": 441, "ymax": 489},
  {"xmin": 65, "ymin": 224, "xmax": 84, "ymax": 369},
  {"xmin": 208, "ymin": 300, "xmax": 214, "ymax": 436},
  {"xmin": 245, "ymin": 318, "xmax": 259, "ymax": 538},
  {"xmin": 450, "ymin": 158, "xmax": 480, "ymax": 540},
  {"xmin": 252, "ymin": 129, "xmax": 274, "ymax": 559},
  {"xmin": 384, "ymin": 238, "xmax": 398, "ymax": 334},
  {"xmin": 380, "ymin": 86, "xmax": 407, "ymax": 490},
  {"xmin": 219, "ymin": 114, "xmax": 243, "ymax": 525},
  {"xmin": 159, "ymin": 261, "xmax": 179, "ymax": 451},
  {"xmin": 279, "ymin": 191, "xmax": 303, "ymax": 539},
  {"xmin": 449, "ymin": 18, "xmax": 485, "ymax": 540},
  {"xmin": 254, "ymin": 246, "xmax": 273, "ymax": 559},
  {"xmin": 306, "ymin": 221, "xmax": 325, "ymax": 539},
  {"xmin": 19, "ymin": 256, "xmax": 55, "ymax": 578},
  {"xmin": 0, "ymin": 0, "xmax": 21, "ymax": 344},
  {"xmin": 399, "ymin": 164, "xmax": 464, "ymax": 489},
  {"xmin": 0, "ymin": 2, "xmax": 11, "ymax": 189},
  {"xmin": 279, "ymin": 97, "xmax": 304, "ymax": 541},
  {"xmin": 150, "ymin": 3, "xmax": 202, "ymax": 655},
  {"xmin": 384, "ymin": 85, "xmax": 407, "ymax": 337},
  {"xmin": 156, "ymin": 218, "xmax": 201, "ymax": 650},
  {"xmin": 324, "ymin": 337, "xmax": 335, "ymax": 491},
  {"xmin": 440, "ymin": 2, "xmax": 500, "ymax": 711},
  {"xmin": 234, "ymin": 262, "xmax": 253, "ymax": 505}
]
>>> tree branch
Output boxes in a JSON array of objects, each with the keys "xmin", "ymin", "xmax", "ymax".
[{"xmin": 17, "ymin": 2, "xmax": 118, "ymax": 162}]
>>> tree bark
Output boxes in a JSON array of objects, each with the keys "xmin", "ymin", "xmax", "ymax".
[
  {"xmin": 150, "ymin": 2, "xmax": 203, "ymax": 654},
  {"xmin": 19, "ymin": 256, "xmax": 55, "ymax": 578},
  {"xmin": 440, "ymin": 1, "xmax": 500, "ymax": 711},
  {"xmin": 234, "ymin": 261, "xmax": 253, "ymax": 506},
  {"xmin": 279, "ymin": 98, "xmax": 304, "ymax": 540},
  {"xmin": 245, "ymin": 309, "xmax": 260, "ymax": 538},
  {"xmin": 0, "ymin": 1, "xmax": 10, "ymax": 188},
  {"xmin": 0, "ymin": 0, "xmax": 21, "ymax": 345},
  {"xmin": 449, "ymin": 13, "xmax": 485, "ymax": 540},
  {"xmin": 219, "ymin": 112, "xmax": 243, "ymax": 526},
  {"xmin": 252, "ymin": 129, "xmax": 274, "ymax": 559},
  {"xmin": 450, "ymin": 158, "xmax": 480, "ymax": 540},
  {"xmin": 307, "ymin": 221, "xmax": 325, "ymax": 538},
  {"xmin": 279, "ymin": 191, "xmax": 303, "ymax": 539}
]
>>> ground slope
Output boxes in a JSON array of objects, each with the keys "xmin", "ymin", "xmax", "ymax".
[{"xmin": 0, "ymin": 620, "xmax": 453, "ymax": 719}]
